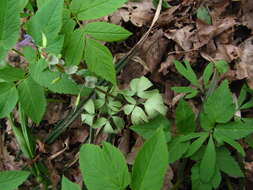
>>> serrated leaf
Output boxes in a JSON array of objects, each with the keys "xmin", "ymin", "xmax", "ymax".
[
  {"xmin": 63, "ymin": 28, "xmax": 85, "ymax": 66},
  {"xmin": 131, "ymin": 115, "xmax": 171, "ymax": 141},
  {"xmin": 18, "ymin": 77, "xmax": 46, "ymax": 124},
  {"xmin": 0, "ymin": 65, "xmax": 25, "ymax": 82},
  {"xmin": 70, "ymin": 0, "xmax": 127, "ymax": 20},
  {"xmin": 203, "ymin": 80, "xmax": 235, "ymax": 123},
  {"xmin": 185, "ymin": 132, "xmax": 209, "ymax": 157},
  {"xmin": 197, "ymin": 7, "xmax": 212, "ymax": 25},
  {"xmin": 175, "ymin": 99, "xmax": 196, "ymax": 134},
  {"xmin": 0, "ymin": 0, "xmax": 20, "ymax": 59},
  {"xmin": 79, "ymin": 142, "xmax": 130, "ymax": 190},
  {"xmin": 0, "ymin": 85, "xmax": 18, "ymax": 118},
  {"xmin": 84, "ymin": 38, "xmax": 116, "ymax": 85},
  {"xmin": 131, "ymin": 128, "xmax": 169, "ymax": 190},
  {"xmin": 0, "ymin": 170, "xmax": 30, "ymax": 190},
  {"xmin": 61, "ymin": 176, "xmax": 81, "ymax": 190},
  {"xmin": 168, "ymin": 136, "xmax": 190, "ymax": 163},
  {"xmin": 83, "ymin": 22, "xmax": 132, "ymax": 42},
  {"xmin": 216, "ymin": 147, "xmax": 244, "ymax": 177},
  {"xmin": 200, "ymin": 135, "xmax": 216, "ymax": 183},
  {"xmin": 203, "ymin": 63, "xmax": 213, "ymax": 88},
  {"xmin": 27, "ymin": 0, "xmax": 64, "ymax": 50},
  {"xmin": 214, "ymin": 119, "xmax": 253, "ymax": 140},
  {"xmin": 173, "ymin": 60, "xmax": 200, "ymax": 87}
]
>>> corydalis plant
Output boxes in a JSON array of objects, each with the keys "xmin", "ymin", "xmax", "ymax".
[{"xmin": 82, "ymin": 76, "xmax": 167, "ymax": 133}]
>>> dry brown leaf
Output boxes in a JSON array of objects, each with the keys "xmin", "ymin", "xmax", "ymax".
[
  {"xmin": 118, "ymin": 129, "xmax": 130, "ymax": 157},
  {"xmin": 236, "ymin": 37, "xmax": 253, "ymax": 88},
  {"xmin": 162, "ymin": 165, "xmax": 174, "ymax": 190},
  {"xmin": 127, "ymin": 136, "xmax": 143, "ymax": 165}
]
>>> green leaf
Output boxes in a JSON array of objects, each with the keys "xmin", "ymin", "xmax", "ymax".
[
  {"xmin": 144, "ymin": 93, "xmax": 167, "ymax": 118},
  {"xmin": 0, "ymin": 170, "xmax": 30, "ymax": 190},
  {"xmin": 191, "ymin": 164, "xmax": 214, "ymax": 190},
  {"xmin": 175, "ymin": 99, "xmax": 196, "ymax": 134},
  {"xmin": 238, "ymin": 84, "xmax": 247, "ymax": 108},
  {"xmin": 18, "ymin": 77, "xmax": 46, "ymax": 124},
  {"xmin": 84, "ymin": 22, "xmax": 132, "ymax": 42},
  {"xmin": 19, "ymin": 0, "xmax": 29, "ymax": 11},
  {"xmin": 131, "ymin": 128, "xmax": 169, "ymax": 190},
  {"xmin": 79, "ymin": 142, "xmax": 130, "ymax": 190},
  {"xmin": 23, "ymin": 46, "xmax": 37, "ymax": 63},
  {"xmin": 0, "ymin": 85, "xmax": 18, "ymax": 118},
  {"xmin": 216, "ymin": 147, "xmax": 244, "ymax": 177},
  {"xmin": 0, "ymin": 65, "xmax": 25, "ymax": 82},
  {"xmin": 36, "ymin": 0, "xmax": 50, "ymax": 8},
  {"xmin": 0, "ymin": 0, "xmax": 20, "ymax": 59},
  {"xmin": 130, "ymin": 76, "xmax": 153, "ymax": 95},
  {"xmin": 171, "ymin": 86, "xmax": 199, "ymax": 99},
  {"xmin": 214, "ymin": 60, "xmax": 229, "ymax": 74},
  {"xmin": 185, "ymin": 132, "xmax": 209, "ymax": 157},
  {"xmin": 173, "ymin": 60, "xmax": 200, "ymax": 87},
  {"xmin": 70, "ymin": 0, "xmax": 128, "ymax": 20},
  {"xmin": 131, "ymin": 115, "xmax": 171, "ymax": 141},
  {"xmin": 197, "ymin": 7, "xmax": 212, "ymax": 25},
  {"xmin": 168, "ymin": 136, "xmax": 190, "ymax": 163},
  {"xmin": 203, "ymin": 63, "xmax": 213, "ymax": 88},
  {"xmin": 63, "ymin": 28, "xmax": 85, "ymax": 66},
  {"xmin": 200, "ymin": 111, "xmax": 215, "ymax": 131},
  {"xmin": 27, "ymin": 0, "xmax": 64, "ymax": 50},
  {"xmin": 84, "ymin": 38, "xmax": 116, "ymax": 85},
  {"xmin": 214, "ymin": 133, "xmax": 245, "ymax": 156},
  {"xmin": 214, "ymin": 119, "xmax": 253, "ymax": 140},
  {"xmin": 61, "ymin": 176, "xmax": 81, "ymax": 190},
  {"xmin": 131, "ymin": 106, "xmax": 148, "ymax": 125},
  {"xmin": 203, "ymin": 80, "xmax": 235, "ymax": 123},
  {"xmin": 200, "ymin": 135, "xmax": 216, "ymax": 183}
]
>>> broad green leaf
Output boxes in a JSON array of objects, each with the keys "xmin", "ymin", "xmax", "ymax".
[
  {"xmin": 212, "ymin": 166, "xmax": 222, "ymax": 188},
  {"xmin": 0, "ymin": 82, "xmax": 14, "ymax": 95},
  {"xmin": 214, "ymin": 119, "xmax": 253, "ymax": 140},
  {"xmin": 200, "ymin": 135, "xmax": 216, "ymax": 183},
  {"xmin": 131, "ymin": 115, "xmax": 171, "ymax": 141},
  {"xmin": 22, "ymin": 46, "xmax": 37, "ymax": 63},
  {"xmin": 79, "ymin": 142, "xmax": 130, "ymax": 190},
  {"xmin": 200, "ymin": 111, "xmax": 215, "ymax": 131},
  {"xmin": 175, "ymin": 99, "xmax": 196, "ymax": 134},
  {"xmin": 191, "ymin": 163, "xmax": 217, "ymax": 190},
  {"xmin": 245, "ymin": 135, "xmax": 253, "ymax": 148},
  {"xmin": 20, "ymin": 0, "xmax": 29, "ymax": 10},
  {"xmin": 83, "ymin": 22, "xmax": 132, "ymax": 42},
  {"xmin": 0, "ymin": 65, "xmax": 25, "ymax": 82},
  {"xmin": 84, "ymin": 38, "xmax": 116, "ymax": 85},
  {"xmin": 179, "ymin": 132, "xmax": 207, "ymax": 142},
  {"xmin": 168, "ymin": 136, "xmax": 190, "ymax": 163},
  {"xmin": 18, "ymin": 77, "xmax": 46, "ymax": 124},
  {"xmin": 130, "ymin": 76, "xmax": 153, "ymax": 95},
  {"xmin": 203, "ymin": 63, "xmax": 213, "ymax": 88},
  {"xmin": 27, "ymin": 0, "xmax": 64, "ymax": 50},
  {"xmin": 203, "ymin": 80, "xmax": 235, "ymax": 123},
  {"xmin": 0, "ymin": 0, "xmax": 20, "ymax": 59},
  {"xmin": 238, "ymin": 84, "xmax": 247, "ymax": 108},
  {"xmin": 214, "ymin": 133, "xmax": 245, "ymax": 156},
  {"xmin": 61, "ymin": 176, "xmax": 81, "ymax": 190},
  {"xmin": 173, "ymin": 60, "xmax": 200, "ymax": 87},
  {"xmin": 70, "ymin": 0, "xmax": 127, "ymax": 20},
  {"xmin": 185, "ymin": 132, "xmax": 209, "ymax": 157},
  {"xmin": 61, "ymin": 9, "xmax": 75, "ymax": 37},
  {"xmin": 197, "ymin": 7, "xmax": 212, "ymax": 25},
  {"xmin": 214, "ymin": 60, "xmax": 229, "ymax": 74},
  {"xmin": 63, "ymin": 28, "xmax": 85, "ymax": 66},
  {"xmin": 144, "ymin": 93, "xmax": 167, "ymax": 118},
  {"xmin": 131, "ymin": 128, "xmax": 169, "ymax": 190},
  {"xmin": 171, "ymin": 86, "xmax": 199, "ymax": 99},
  {"xmin": 36, "ymin": 0, "xmax": 50, "ymax": 9},
  {"xmin": 216, "ymin": 147, "xmax": 244, "ymax": 177},
  {"xmin": 0, "ymin": 170, "xmax": 30, "ymax": 190},
  {"xmin": 0, "ymin": 86, "xmax": 18, "ymax": 118}
]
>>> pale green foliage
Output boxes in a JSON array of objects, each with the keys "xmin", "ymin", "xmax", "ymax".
[
  {"xmin": 61, "ymin": 176, "xmax": 81, "ymax": 190},
  {"xmin": 197, "ymin": 7, "xmax": 212, "ymax": 25},
  {"xmin": 0, "ymin": 170, "xmax": 30, "ymax": 190}
]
